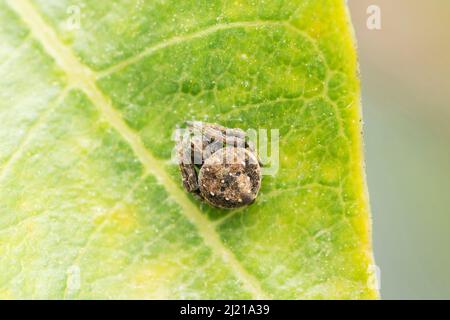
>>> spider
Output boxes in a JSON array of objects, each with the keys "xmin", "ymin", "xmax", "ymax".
[{"xmin": 176, "ymin": 121, "xmax": 262, "ymax": 209}]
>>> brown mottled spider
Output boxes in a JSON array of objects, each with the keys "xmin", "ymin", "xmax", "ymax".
[{"xmin": 176, "ymin": 121, "xmax": 262, "ymax": 209}]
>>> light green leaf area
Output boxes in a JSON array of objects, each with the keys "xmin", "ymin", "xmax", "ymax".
[{"xmin": 0, "ymin": 0, "xmax": 377, "ymax": 299}]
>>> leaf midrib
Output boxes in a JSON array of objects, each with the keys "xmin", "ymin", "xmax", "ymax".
[{"xmin": 7, "ymin": 0, "xmax": 271, "ymax": 299}]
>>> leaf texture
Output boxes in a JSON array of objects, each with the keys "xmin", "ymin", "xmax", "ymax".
[{"xmin": 0, "ymin": 0, "xmax": 377, "ymax": 299}]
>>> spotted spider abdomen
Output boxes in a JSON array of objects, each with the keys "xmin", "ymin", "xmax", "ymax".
[{"xmin": 198, "ymin": 147, "xmax": 261, "ymax": 209}]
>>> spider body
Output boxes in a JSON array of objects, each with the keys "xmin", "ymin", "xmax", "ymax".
[{"xmin": 177, "ymin": 122, "xmax": 261, "ymax": 209}]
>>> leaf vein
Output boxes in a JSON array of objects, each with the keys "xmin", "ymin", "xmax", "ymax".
[
  {"xmin": 8, "ymin": 0, "xmax": 269, "ymax": 299},
  {"xmin": 97, "ymin": 20, "xmax": 284, "ymax": 78}
]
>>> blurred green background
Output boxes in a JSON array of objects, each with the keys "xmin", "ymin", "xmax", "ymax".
[{"xmin": 348, "ymin": 0, "xmax": 450, "ymax": 299}]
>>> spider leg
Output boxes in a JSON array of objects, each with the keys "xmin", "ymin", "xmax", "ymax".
[
  {"xmin": 176, "ymin": 138, "xmax": 200, "ymax": 192},
  {"xmin": 203, "ymin": 125, "xmax": 226, "ymax": 144},
  {"xmin": 186, "ymin": 122, "xmax": 225, "ymax": 160},
  {"xmin": 203, "ymin": 140, "xmax": 223, "ymax": 160},
  {"xmin": 185, "ymin": 121, "xmax": 262, "ymax": 166},
  {"xmin": 179, "ymin": 163, "xmax": 199, "ymax": 192},
  {"xmin": 190, "ymin": 135, "xmax": 204, "ymax": 165},
  {"xmin": 224, "ymin": 127, "xmax": 246, "ymax": 140}
]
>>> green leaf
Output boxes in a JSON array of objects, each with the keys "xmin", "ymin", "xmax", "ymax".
[{"xmin": 0, "ymin": 0, "xmax": 377, "ymax": 299}]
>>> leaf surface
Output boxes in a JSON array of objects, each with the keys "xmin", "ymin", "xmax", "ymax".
[{"xmin": 0, "ymin": 0, "xmax": 377, "ymax": 299}]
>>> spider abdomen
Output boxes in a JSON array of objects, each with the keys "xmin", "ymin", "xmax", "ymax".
[{"xmin": 198, "ymin": 147, "xmax": 261, "ymax": 209}]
